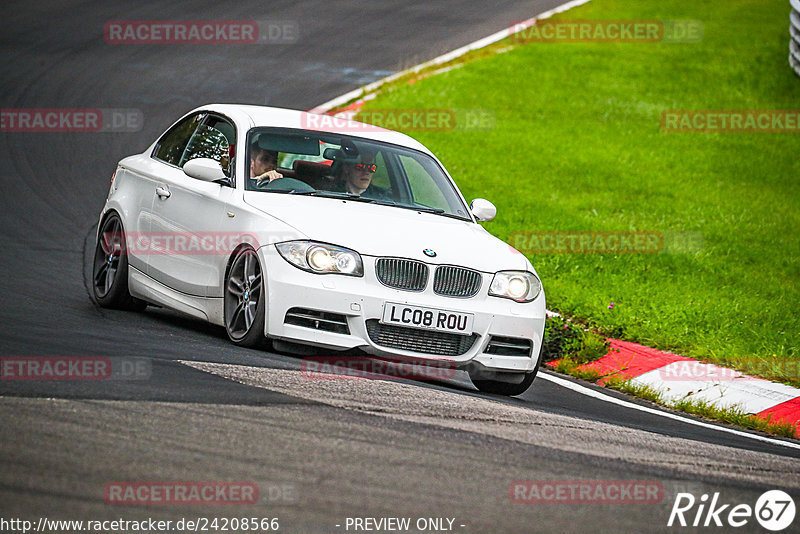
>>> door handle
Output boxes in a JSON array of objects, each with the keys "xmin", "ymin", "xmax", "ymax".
[{"xmin": 156, "ymin": 186, "xmax": 171, "ymax": 199}]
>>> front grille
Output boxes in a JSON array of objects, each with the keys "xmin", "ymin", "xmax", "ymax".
[
  {"xmin": 433, "ymin": 265, "xmax": 482, "ymax": 297},
  {"xmin": 284, "ymin": 308, "xmax": 350, "ymax": 335},
  {"xmin": 365, "ymin": 320, "xmax": 477, "ymax": 356},
  {"xmin": 485, "ymin": 336, "xmax": 532, "ymax": 357},
  {"xmin": 376, "ymin": 258, "xmax": 428, "ymax": 291}
]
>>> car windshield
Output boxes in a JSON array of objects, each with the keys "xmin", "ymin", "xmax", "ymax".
[{"xmin": 245, "ymin": 128, "xmax": 471, "ymax": 220}]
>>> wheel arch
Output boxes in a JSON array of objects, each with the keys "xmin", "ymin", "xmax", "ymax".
[
  {"xmin": 95, "ymin": 208, "xmax": 123, "ymax": 242},
  {"xmin": 223, "ymin": 242, "xmax": 261, "ymax": 288}
]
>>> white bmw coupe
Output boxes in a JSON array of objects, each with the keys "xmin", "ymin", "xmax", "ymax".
[{"xmin": 93, "ymin": 104, "xmax": 546, "ymax": 395}]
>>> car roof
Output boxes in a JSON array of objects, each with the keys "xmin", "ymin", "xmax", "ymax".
[{"xmin": 194, "ymin": 103, "xmax": 434, "ymax": 156}]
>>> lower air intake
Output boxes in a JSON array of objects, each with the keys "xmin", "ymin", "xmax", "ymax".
[{"xmin": 365, "ymin": 319, "xmax": 477, "ymax": 356}]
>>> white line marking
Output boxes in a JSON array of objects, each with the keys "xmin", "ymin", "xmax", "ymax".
[
  {"xmin": 633, "ymin": 362, "xmax": 800, "ymax": 412},
  {"xmin": 309, "ymin": 0, "xmax": 594, "ymax": 114},
  {"xmin": 539, "ymin": 372, "xmax": 800, "ymax": 450}
]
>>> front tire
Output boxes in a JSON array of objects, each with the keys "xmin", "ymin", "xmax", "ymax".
[
  {"xmin": 92, "ymin": 213, "xmax": 147, "ymax": 311},
  {"xmin": 224, "ymin": 247, "xmax": 268, "ymax": 348},
  {"xmin": 469, "ymin": 369, "xmax": 537, "ymax": 396},
  {"xmin": 469, "ymin": 344, "xmax": 543, "ymax": 396}
]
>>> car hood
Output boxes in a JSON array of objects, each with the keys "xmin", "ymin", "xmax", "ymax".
[{"xmin": 243, "ymin": 193, "xmax": 529, "ymax": 273}]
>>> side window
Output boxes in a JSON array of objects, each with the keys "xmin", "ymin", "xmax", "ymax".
[
  {"xmin": 179, "ymin": 115, "xmax": 235, "ymax": 177},
  {"xmin": 153, "ymin": 113, "xmax": 204, "ymax": 166}
]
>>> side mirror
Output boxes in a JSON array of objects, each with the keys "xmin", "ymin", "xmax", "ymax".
[
  {"xmin": 183, "ymin": 158, "xmax": 227, "ymax": 182},
  {"xmin": 470, "ymin": 198, "xmax": 497, "ymax": 221}
]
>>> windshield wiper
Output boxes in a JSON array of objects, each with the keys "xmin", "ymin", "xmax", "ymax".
[
  {"xmin": 287, "ymin": 190, "xmax": 361, "ymax": 199},
  {"xmin": 285, "ymin": 191, "xmax": 447, "ymax": 215},
  {"xmin": 340, "ymin": 197, "xmax": 443, "ymax": 213},
  {"xmin": 414, "ymin": 205, "xmax": 446, "ymax": 214},
  {"xmin": 290, "ymin": 191, "xmax": 390, "ymax": 205},
  {"xmin": 351, "ymin": 197, "xmax": 447, "ymax": 214},
  {"xmin": 393, "ymin": 203, "xmax": 445, "ymax": 214}
]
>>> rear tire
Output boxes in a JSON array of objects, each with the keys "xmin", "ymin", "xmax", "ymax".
[
  {"xmin": 224, "ymin": 247, "xmax": 269, "ymax": 348},
  {"xmin": 92, "ymin": 213, "xmax": 147, "ymax": 311}
]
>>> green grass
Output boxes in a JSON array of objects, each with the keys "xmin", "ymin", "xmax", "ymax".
[
  {"xmin": 554, "ymin": 357, "xmax": 603, "ymax": 381},
  {"xmin": 353, "ymin": 0, "xmax": 800, "ymax": 385},
  {"xmin": 604, "ymin": 376, "xmax": 666, "ymax": 404},
  {"xmin": 670, "ymin": 397, "xmax": 799, "ymax": 438}
]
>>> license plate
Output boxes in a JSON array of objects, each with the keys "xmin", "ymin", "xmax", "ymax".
[{"xmin": 381, "ymin": 302, "xmax": 474, "ymax": 335}]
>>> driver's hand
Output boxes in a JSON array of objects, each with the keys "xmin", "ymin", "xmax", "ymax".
[{"xmin": 255, "ymin": 170, "xmax": 283, "ymax": 186}]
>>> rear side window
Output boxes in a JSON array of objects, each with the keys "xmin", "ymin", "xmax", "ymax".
[{"xmin": 153, "ymin": 113, "xmax": 204, "ymax": 166}]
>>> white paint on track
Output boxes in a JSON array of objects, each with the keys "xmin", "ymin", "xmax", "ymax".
[
  {"xmin": 539, "ymin": 372, "xmax": 800, "ymax": 450},
  {"xmin": 632, "ymin": 362, "xmax": 800, "ymax": 413},
  {"xmin": 178, "ymin": 360, "xmax": 800, "ymax": 482}
]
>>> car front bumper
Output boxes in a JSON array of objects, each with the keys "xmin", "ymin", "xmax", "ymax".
[{"xmin": 260, "ymin": 245, "xmax": 546, "ymax": 373}]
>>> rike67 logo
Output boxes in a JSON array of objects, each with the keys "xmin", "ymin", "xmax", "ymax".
[{"xmin": 668, "ymin": 490, "xmax": 795, "ymax": 531}]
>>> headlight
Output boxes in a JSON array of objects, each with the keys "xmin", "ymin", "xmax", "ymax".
[
  {"xmin": 489, "ymin": 271, "xmax": 541, "ymax": 302},
  {"xmin": 275, "ymin": 241, "xmax": 363, "ymax": 276}
]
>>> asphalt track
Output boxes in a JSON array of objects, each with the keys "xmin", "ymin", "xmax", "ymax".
[{"xmin": 1, "ymin": 1, "xmax": 799, "ymax": 533}]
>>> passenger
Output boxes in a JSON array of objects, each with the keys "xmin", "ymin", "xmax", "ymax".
[
  {"xmin": 331, "ymin": 149, "xmax": 390, "ymax": 199},
  {"xmin": 250, "ymin": 145, "xmax": 283, "ymax": 186}
]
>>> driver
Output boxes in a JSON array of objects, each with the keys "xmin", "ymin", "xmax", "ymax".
[
  {"xmin": 331, "ymin": 149, "xmax": 390, "ymax": 199},
  {"xmin": 250, "ymin": 145, "xmax": 283, "ymax": 185}
]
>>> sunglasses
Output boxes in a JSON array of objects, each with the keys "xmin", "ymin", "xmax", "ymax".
[{"xmin": 354, "ymin": 163, "xmax": 377, "ymax": 173}]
